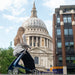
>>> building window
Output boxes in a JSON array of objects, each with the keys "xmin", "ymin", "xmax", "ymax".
[
  {"xmin": 69, "ymin": 29, "xmax": 73, "ymax": 35},
  {"xmin": 71, "ymin": 57, "xmax": 75, "ymax": 60},
  {"xmin": 68, "ymin": 16, "xmax": 72, "ymax": 23},
  {"xmin": 63, "ymin": 17, "xmax": 67, "ymax": 23},
  {"xmin": 65, "ymin": 42, "xmax": 74, "ymax": 50},
  {"xmin": 64, "ymin": 29, "xmax": 73, "ymax": 35},
  {"xmin": 65, "ymin": 42, "xmax": 70, "ymax": 50},
  {"xmin": 42, "ymin": 38, "xmax": 44, "ymax": 46},
  {"xmin": 34, "ymin": 37, "xmax": 36, "ymax": 47},
  {"xmin": 57, "ymin": 29, "xmax": 61, "ymax": 35},
  {"xmin": 34, "ymin": 57, "xmax": 39, "ymax": 64},
  {"xmin": 45, "ymin": 38, "xmax": 47, "ymax": 46},
  {"xmin": 38, "ymin": 37, "xmax": 40, "ymax": 47},
  {"xmin": 64, "ymin": 29, "xmax": 68, "ymax": 35},
  {"xmin": 66, "ymin": 57, "xmax": 70, "ymax": 60},
  {"xmin": 63, "ymin": 15, "xmax": 72, "ymax": 23},
  {"xmin": 57, "ymin": 42, "xmax": 62, "ymax": 48},
  {"xmin": 57, "ymin": 17, "xmax": 60, "ymax": 23},
  {"xmin": 59, "ymin": 57, "xmax": 62, "ymax": 60},
  {"xmin": 70, "ymin": 42, "xmax": 74, "ymax": 48},
  {"xmin": 48, "ymin": 39, "xmax": 49, "ymax": 48},
  {"xmin": 65, "ymin": 42, "xmax": 69, "ymax": 49}
]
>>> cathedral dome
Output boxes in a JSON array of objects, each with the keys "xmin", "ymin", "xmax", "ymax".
[
  {"xmin": 22, "ymin": 2, "xmax": 47, "ymax": 30},
  {"xmin": 22, "ymin": 17, "xmax": 47, "ymax": 30}
]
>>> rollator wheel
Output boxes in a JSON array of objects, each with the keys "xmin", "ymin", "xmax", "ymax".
[
  {"xmin": 35, "ymin": 69, "xmax": 39, "ymax": 74},
  {"xmin": 32, "ymin": 69, "xmax": 39, "ymax": 74},
  {"xmin": 8, "ymin": 70, "xmax": 13, "ymax": 74},
  {"xmin": 13, "ymin": 67, "xmax": 19, "ymax": 74}
]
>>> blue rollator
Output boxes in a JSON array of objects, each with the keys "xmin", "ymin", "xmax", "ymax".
[{"xmin": 8, "ymin": 49, "xmax": 38, "ymax": 74}]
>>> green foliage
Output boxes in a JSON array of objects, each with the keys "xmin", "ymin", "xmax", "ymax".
[
  {"xmin": 0, "ymin": 48, "xmax": 16, "ymax": 74},
  {"xmin": 73, "ymin": 60, "xmax": 75, "ymax": 64}
]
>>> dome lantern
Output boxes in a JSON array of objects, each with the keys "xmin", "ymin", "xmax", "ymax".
[{"xmin": 30, "ymin": 1, "xmax": 37, "ymax": 18}]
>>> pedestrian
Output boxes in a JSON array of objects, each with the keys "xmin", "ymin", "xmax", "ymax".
[{"xmin": 13, "ymin": 27, "xmax": 35, "ymax": 74}]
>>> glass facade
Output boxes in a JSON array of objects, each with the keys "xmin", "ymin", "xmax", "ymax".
[
  {"xmin": 57, "ymin": 17, "xmax": 60, "ymax": 23},
  {"xmin": 55, "ymin": 6, "xmax": 75, "ymax": 73},
  {"xmin": 63, "ymin": 17, "xmax": 67, "ymax": 23},
  {"xmin": 57, "ymin": 42, "xmax": 62, "ymax": 48},
  {"xmin": 65, "ymin": 42, "xmax": 74, "ymax": 50},
  {"xmin": 56, "ymin": 14, "xmax": 75, "ymax": 67},
  {"xmin": 69, "ymin": 29, "xmax": 73, "ymax": 35},
  {"xmin": 64, "ymin": 29, "xmax": 68, "ymax": 35},
  {"xmin": 57, "ymin": 29, "xmax": 61, "ymax": 35},
  {"xmin": 64, "ymin": 29, "xmax": 73, "ymax": 35},
  {"xmin": 68, "ymin": 16, "xmax": 72, "ymax": 23},
  {"xmin": 63, "ymin": 15, "xmax": 72, "ymax": 23}
]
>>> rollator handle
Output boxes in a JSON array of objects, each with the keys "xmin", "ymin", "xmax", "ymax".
[{"xmin": 22, "ymin": 44, "xmax": 31, "ymax": 49}]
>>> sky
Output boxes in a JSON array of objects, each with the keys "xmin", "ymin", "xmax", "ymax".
[{"xmin": 0, "ymin": 0, "xmax": 75, "ymax": 48}]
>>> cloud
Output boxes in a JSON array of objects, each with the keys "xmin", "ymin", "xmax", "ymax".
[
  {"xmin": 11, "ymin": 8, "xmax": 25, "ymax": 16},
  {"xmin": 0, "ymin": 26, "xmax": 4, "ymax": 29},
  {"xmin": 3, "ymin": 14, "xmax": 15, "ymax": 20},
  {"xmin": 3, "ymin": 14, "xmax": 29, "ymax": 23},
  {"xmin": 43, "ymin": 0, "xmax": 75, "ymax": 14},
  {"xmin": 13, "ymin": 0, "xmax": 28, "ymax": 8},
  {"xmin": 6, "ymin": 27, "xmax": 14, "ymax": 33},
  {"xmin": 43, "ymin": 0, "xmax": 65, "ymax": 9},
  {"xmin": 0, "ymin": 0, "xmax": 12, "ymax": 11},
  {"xmin": 0, "ymin": 0, "xmax": 28, "ymax": 16},
  {"xmin": 5, "ymin": 25, "xmax": 19, "ymax": 33}
]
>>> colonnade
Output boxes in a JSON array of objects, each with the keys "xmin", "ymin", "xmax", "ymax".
[{"xmin": 26, "ymin": 36, "xmax": 51, "ymax": 48}]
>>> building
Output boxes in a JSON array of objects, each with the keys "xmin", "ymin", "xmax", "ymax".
[
  {"xmin": 53, "ymin": 5, "xmax": 75, "ymax": 74},
  {"xmin": 22, "ymin": 2, "xmax": 53, "ymax": 72}
]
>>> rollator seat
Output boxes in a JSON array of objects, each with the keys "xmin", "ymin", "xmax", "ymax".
[{"xmin": 21, "ymin": 50, "xmax": 35, "ymax": 71}]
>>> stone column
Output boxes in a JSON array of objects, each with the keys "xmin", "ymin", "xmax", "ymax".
[
  {"xmin": 47, "ymin": 39, "xmax": 48, "ymax": 48},
  {"xmin": 44, "ymin": 38, "xmax": 45, "ymax": 47},
  {"xmin": 28, "ymin": 36, "xmax": 30, "ymax": 45},
  {"xmin": 40, "ymin": 37, "xmax": 42, "ymax": 47},
  {"xmin": 49, "ymin": 40, "xmax": 50, "ymax": 48},
  {"xmin": 72, "ymin": 13, "xmax": 75, "ymax": 53},
  {"xmin": 60, "ymin": 10, "xmax": 67, "ymax": 74},
  {"xmin": 36, "ymin": 37, "xmax": 38, "ymax": 47},
  {"xmin": 32, "ymin": 36, "xmax": 34, "ymax": 47}
]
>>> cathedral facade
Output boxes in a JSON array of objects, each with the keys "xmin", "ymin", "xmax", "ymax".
[{"xmin": 22, "ymin": 2, "xmax": 53, "ymax": 71}]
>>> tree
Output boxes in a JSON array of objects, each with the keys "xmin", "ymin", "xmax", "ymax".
[{"xmin": 0, "ymin": 48, "xmax": 16, "ymax": 74}]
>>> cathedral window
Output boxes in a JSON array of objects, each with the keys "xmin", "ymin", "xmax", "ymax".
[
  {"xmin": 34, "ymin": 37, "xmax": 36, "ymax": 46},
  {"xmin": 38, "ymin": 37, "xmax": 40, "ymax": 47},
  {"xmin": 48, "ymin": 39, "xmax": 49, "ymax": 48},
  {"xmin": 34, "ymin": 57, "xmax": 39, "ymax": 64},
  {"xmin": 42, "ymin": 38, "xmax": 44, "ymax": 46},
  {"xmin": 45, "ymin": 38, "xmax": 47, "ymax": 47},
  {"xmin": 30, "ymin": 36, "xmax": 32, "ymax": 46}
]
